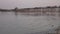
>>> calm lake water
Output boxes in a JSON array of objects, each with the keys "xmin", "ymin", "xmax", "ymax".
[{"xmin": 0, "ymin": 11, "xmax": 60, "ymax": 34}]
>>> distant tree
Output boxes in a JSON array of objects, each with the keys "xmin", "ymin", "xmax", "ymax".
[
  {"xmin": 58, "ymin": 6, "xmax": 60, "ymax": 8},
  {"xmin": 14, "ymin": 7, "xmax": 18, "ymax": 15},
  {"xmin": 14, "ymin": 7, "xmax": 18, "ymax": 11},
  {"xmin": 33, "ymin": 7, "xmax": 39, "ymax": 9},
  {"xmin": 46, "ymin": 6, "xmax": 58, "ymax": 8},
  {"xmin": 46, "ymin": 6, "xmax": 51, "ymax": 8},
  {"xmin": 51, "ymin": 6, "xmax": 57, "ymax": 8}
]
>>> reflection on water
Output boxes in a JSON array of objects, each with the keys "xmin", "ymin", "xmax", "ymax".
[{"xmin": 0, "ymin": 11, "xmax": 60, "ymax": 34}]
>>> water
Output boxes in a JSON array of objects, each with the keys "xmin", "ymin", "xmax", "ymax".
[{"xmin": 0, "ymin": 11, "xmax": 60, "ymax": 34}]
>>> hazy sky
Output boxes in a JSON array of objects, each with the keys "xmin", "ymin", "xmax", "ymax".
[{"xmin": 0, "ymin": 0, "xmax": 60, "ymax": 9}]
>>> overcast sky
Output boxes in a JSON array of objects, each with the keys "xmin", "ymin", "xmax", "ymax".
[{"xmin": 0, "ymin": 0, "xmax": 60, "ymax": 9}]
